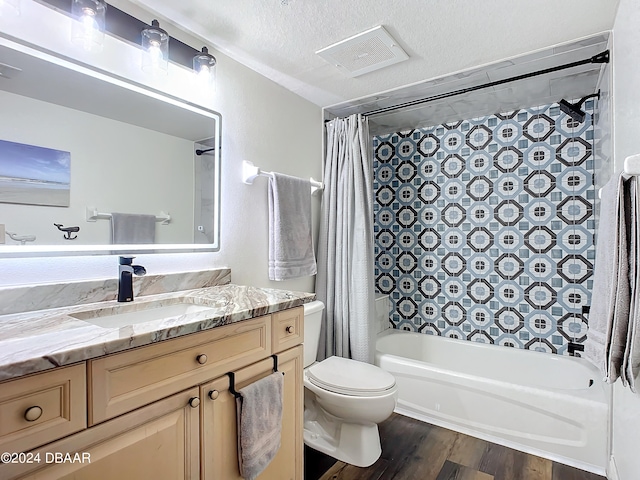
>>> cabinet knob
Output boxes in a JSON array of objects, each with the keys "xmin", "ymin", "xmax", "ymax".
[
  {"xmin": 24, "ymin": 406, "xmax": 43, "ymax": 422},
  {"xmin": 189, "ymin": 397, "xmax": 200, "ymax": 408},
  {"xmin": 286, "ymin": 325, "xmax": 295, "ymax": 334},
  {"xmin": 208, "ymin": 390, "xmax": 219, "ymax": 400},
  {"xmin": 196, "ymin": 354, "xmax": 208, "ymax": 365}
]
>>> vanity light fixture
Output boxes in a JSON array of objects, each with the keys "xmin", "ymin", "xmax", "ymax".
[
  {"xmin": 40, "ymin": 0, "xmax": 215, "ymax": 75},
  {"xmin": 141, "ymin": 19, "xmax": 169, "ymax": 74},
  {"xmin": 71, "ymin": 0, "xmax": 106, "ymax": 52},
  {"xmin": 193, "ymin": 47, "xmax": 217, "ymax": 89},
  {"xmin": 0, "ymin": 0, "xmax": 20, "ymax": 16}
]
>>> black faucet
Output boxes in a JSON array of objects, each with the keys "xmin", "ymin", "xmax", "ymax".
[{"xmin": 117, "ymin": 256, "xmax": 146, "ymax": 302}]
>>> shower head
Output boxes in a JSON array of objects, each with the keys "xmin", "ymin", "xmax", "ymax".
[
  {"xmin": 558, "ymin": 90, "xmax": 601, "ymax": 124},
  {"xmin": 559, "ymin": 99, "xmax": 586, "ymax": 123},
  {"xmin": 195, "ymin": 147, "xmax": 215, "ymax": 156}
]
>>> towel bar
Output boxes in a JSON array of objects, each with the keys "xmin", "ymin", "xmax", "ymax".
[
  {"xmin": 227, "ymin": 371, "xmax": 242, "ymax": 399},
  {"xmin": 85, "ymin": 206, "xmax": 171, "ymax": 225},
  {"xmin": 596, "ymin": 154, "xmax": 640, "ymax": 199},
  {"xmin": 624, "ymin": 153, "xmax": 640, "ymax": 175},
  {"xmin": 241, "ymin": 160, "xmax": 323, "ymax": 195},
  {"xmin": 227, "ymin": 354, "xmax": 283, "ymax": 398}
]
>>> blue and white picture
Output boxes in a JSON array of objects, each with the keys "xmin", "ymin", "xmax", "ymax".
[{"xmin": 0, "ymin": 139, "xmax": 70, "ymax": 207}]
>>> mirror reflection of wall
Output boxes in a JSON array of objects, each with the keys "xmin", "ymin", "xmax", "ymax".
[
  {"xmin": 194, "ymin": 138, "xmax": 217, "ymax": 245},
  {"xmin": 0, "ymin": 89, "xmax": 199, "ymax": 245}
]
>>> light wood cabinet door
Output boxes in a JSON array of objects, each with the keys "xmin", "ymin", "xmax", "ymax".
[
  {"xmin": 200, "ymin": 345, "xmax": 303, "ymax": 480},
  {"xmin": 1, "ymin": 388, "xmax": 200, "ymax": 480}
]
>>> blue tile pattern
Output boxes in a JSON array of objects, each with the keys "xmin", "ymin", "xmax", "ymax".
[{"xmin": 373, "ymin": 101, "xmax": 596, "ymax": 355}]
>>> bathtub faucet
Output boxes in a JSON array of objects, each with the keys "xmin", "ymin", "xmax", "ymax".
[
  {"xmin": 117, "ymin": 256, "xmax": 146, "ymax": 302},
  {"xmin": 567, "ymin": 342, "xmax": 585, "ymax": 356}
]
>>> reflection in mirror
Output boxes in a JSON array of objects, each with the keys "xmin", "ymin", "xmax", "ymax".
[{"xmin": 0, "ymin": 37, "xmax": 220, "ymax": 256}]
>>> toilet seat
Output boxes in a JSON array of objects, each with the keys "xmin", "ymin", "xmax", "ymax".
[{"xmin": 306, "ymin": 356, "xmax": 396, "ymax": 397}]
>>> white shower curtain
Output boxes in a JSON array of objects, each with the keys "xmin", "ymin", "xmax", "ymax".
[{"xmin": 316, "ymin": 114, "xmax": 376, "ymax": 364}]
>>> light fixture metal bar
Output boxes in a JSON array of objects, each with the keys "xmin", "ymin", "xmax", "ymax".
[{"xmin": 35, "ymin": 0, "xmax": 200, "ymax": 69}]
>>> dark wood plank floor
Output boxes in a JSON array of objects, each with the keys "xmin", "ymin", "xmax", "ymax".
[{"xmin": 305, "ymin": 413, "xmax": 606, "ymax": 480}]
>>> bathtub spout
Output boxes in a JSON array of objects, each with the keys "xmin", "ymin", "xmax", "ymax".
[{"xmin": 568, "ymin": 342, "xmax": 585, "ymax": 356}]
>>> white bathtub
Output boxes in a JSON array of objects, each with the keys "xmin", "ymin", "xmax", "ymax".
[{"xmin": 375, "ymin": 330, "xmax": 608, "ymax": 475}]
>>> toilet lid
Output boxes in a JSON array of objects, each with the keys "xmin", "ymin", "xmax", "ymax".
[{"xmin": 307, "ymin": 356, "xmax": 396, "ymax": 397}]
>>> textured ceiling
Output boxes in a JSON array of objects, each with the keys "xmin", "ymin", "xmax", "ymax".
[{"xmin": 127, "ymin": 0, "xmax": 618, "ymax": 108}]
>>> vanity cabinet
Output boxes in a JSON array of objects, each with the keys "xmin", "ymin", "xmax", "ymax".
[{"xmin": 0, "ymin": 306, "xmax": 304, "ymax": 480}]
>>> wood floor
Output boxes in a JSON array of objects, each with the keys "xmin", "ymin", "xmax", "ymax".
[{"xmin": 304, "ymin": 414, "xmax": 606, "ymax": 480}]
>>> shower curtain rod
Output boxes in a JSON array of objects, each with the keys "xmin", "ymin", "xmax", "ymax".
[{"xmin": 360, "ymin": 50, "xmax": 610, "ymax": 118}]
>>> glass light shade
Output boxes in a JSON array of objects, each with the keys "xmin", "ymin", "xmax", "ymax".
[
  {"xmin": 141, "ymin": 19, "xmax": 169, "ymax": 74},
  {"xmin": 193, "ymin": 47, "xmax": 217, "ymax": 90},
  {"xmin": 71, "ymin": 0, "xmax": 106, "ymax": 52},
  {"xmin": 0, "ymin": 0, "xmax": 21, "ymax": 16}
]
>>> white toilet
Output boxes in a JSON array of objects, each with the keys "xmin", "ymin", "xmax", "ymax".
[{"xmin": 303, "ymin": 299, "xmax": 397, "ymax": 467}]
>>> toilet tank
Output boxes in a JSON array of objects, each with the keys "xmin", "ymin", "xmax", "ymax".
[{"xmin": 303, "ymin": 300, "xmax": 324, "ymax": 368}]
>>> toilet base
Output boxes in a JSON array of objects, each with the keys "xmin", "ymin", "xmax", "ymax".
[{"xmin": 303, "ymin": 408, "xmax": 382, "ymax": 468}]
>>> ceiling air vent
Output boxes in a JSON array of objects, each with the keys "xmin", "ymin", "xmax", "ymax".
[{"xmin": 316, "ymin": 26, "xmax": 408, "ymax": 77}]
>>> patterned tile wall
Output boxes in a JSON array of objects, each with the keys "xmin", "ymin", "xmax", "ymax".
[{"xmin": 373, "ymin": 101, "xmax": 597, "ymax": 355}]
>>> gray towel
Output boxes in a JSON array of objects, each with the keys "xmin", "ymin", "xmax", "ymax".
[
  {"xmin": 236, "ymin": 372, "xmax": 284, "ymax": 480},
  {"xmin": 111, "ymin": 213, "xmax": 156, "ymax": 244},
  {"xmin": 624, "ymin": 178, "xmax": 640, "ymax": 390},
  {"xmin": 268, "ymin": 173, "xmax": 317, "ymax": 281},
  {"xmin": 584, "ymin": 173, "xmax": 631, "ymax": 382}
]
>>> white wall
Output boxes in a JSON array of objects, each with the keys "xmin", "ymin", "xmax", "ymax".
[
  {"xmin": 0, "ymin": 0, "xmax": 322, "ymax": 292},
  {"xmin": 610, "ymin": 1, "xmax": 640, "ymax": 479},
  {"xmin": 594, "ymin": 39, "xmax": 614, "ymax": 194}
]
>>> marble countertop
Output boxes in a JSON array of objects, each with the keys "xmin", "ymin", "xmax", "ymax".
[{"xmin": 0, "ymin": 284, "xmax": 315, "ymax": 382}]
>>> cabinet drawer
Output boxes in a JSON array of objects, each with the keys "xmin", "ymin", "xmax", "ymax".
[
  {"xmin": 89, "ymin": 315, "xmax": 270, "ymax": 425},
  {"xmin": 0, "ymin": 364, "xmax": 86, "ymax": 455},
  {"xmin": 272, "ymin": 307, "xmax": 303, "ymax": 353}
]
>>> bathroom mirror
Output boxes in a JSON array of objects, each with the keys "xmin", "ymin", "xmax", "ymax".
[{"xmin": 0, "ymin": 37, "xmax": 220, "ymax": 257}]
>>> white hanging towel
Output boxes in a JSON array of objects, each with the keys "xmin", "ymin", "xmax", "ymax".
[{"xmin": 268, "ymin": 173, "xmax": 317, "ymax": 281}]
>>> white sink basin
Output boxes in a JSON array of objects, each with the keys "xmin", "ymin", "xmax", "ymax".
[{"xmin": 71, "ymin": 302, "xmax": 219, "ymax": 329}]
